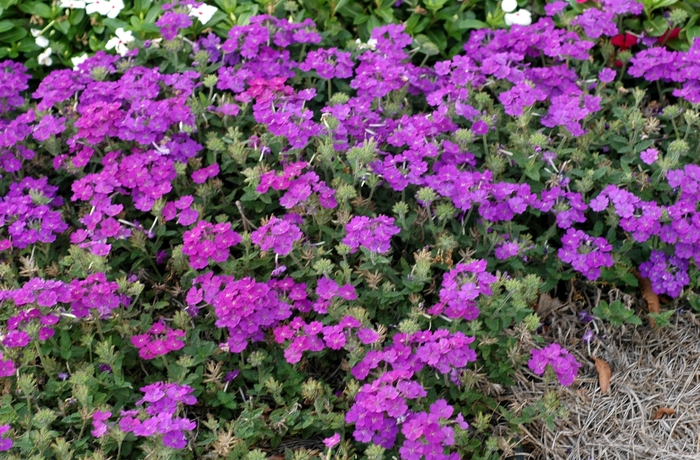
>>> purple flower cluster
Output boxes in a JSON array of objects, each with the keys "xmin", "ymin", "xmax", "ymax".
[
  {"xmin": 0, "ymin": 352, "xmax": 15, "ymax": 378},
  {"xmin": 312, "ymin": 276, "xmax": 357, "ymax": 314},
  {"xmin": 91, "ymin": 410, "xmax": 112, "ymax": 437},
  {"xmin": 0, "ymin": 176, "xmax": 68, "ymax": 250},
  {"xmin": 3, "ymin": 306, "xmax": 59, "ymax": 348},
  {"xmin": 0, "ymin": 274, "xmax": 129, "ymax": 325},
  {"xmin": 0, "ymin": 60, "xmax": 30, "ymax": 115},
  {"xmin": 299, "ymin": 48, "xmax": 354, "ymax": 79},
  {"xmin": 274, "ymin": 315, "xmax": 376, "ymax": 364},
  {"xmin": 251, "ymin": 215, "xmax": 303, "ymax": 256},
  {"xmin": 156, "ymin": 0, "xmax": 194, "ymax": 40},
  {"xmin": 639, "ymin": 251, "xmax": 689, "ymax": 298},
  {"xmin": 256, "ymin": 161, "xmax": 337, "ymax": 210},
  {"xmin": 182, "ymin": 220, "xmax": 241, "ymax": 269},
  {"xmin": 528, "ymin": 343, "xmax": 581, "ymax": 386},
  {"xmin": 345, "ymin": 329, "xmax": 476, "ymax": 456},
  {"xmin": 162, "ymin": 195, "xmax": 199, "ymax": 226},
  {"xmin": 558, "ymin": 228, "xmax": 614, "ymax": 281},
  {"xmin": 131, "ymin": 320, "xmax": 186, "ymax": 360},
  {"xmin": 428, "ymin": 259, "xmax": 498, "ymax": 320},
  {"xmin": 275, "ymin": 316, "xmax": 356, "ymax": 363},
  {"xmin": 191, "ymin": 163, "xmax": 220, "ymax": 184},
  {"xmin": 399, "ymin": 400, "xmax": 469, "ymax": 460},
  {"xmin": 187, "ymin": 273, "xmax": 300, "ymax": 352},
  {"xmin": 0, "ymin": 425, "xmax": 12, "ymax": 452},
  {"xmin": 118, "ymin": 382, "xmax": 197, "ymax": 449},
  {"xmin": 343, "ymin": 215, "xmax": 400, "ymax": 254}
]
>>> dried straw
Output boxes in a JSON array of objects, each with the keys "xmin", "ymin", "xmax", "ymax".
[{"xmin": 506, "ymin": 283, "xmax": 700, "ymax": 460}]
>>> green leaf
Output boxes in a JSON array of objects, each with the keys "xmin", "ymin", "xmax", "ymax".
[
  {"xmin": 353, "ymin": 13, "xmax": 369, "ymax": 25},
  {"xmin": 687, "ymin": 26, "xmax": 700, "ymax": 39},
  {"xmin": 104, "ymin": 18, "xmax": 129, "ymax": 31},
  {"xmin": 0, "ymin": 20, "xmax": 13, "ymax": 34},
  {"xmin": 643, "ymin": 16, "xmax": 669, "ymax": 37},
  {"xmin": 651, "ymin": 0, "xmax": 677, "ymax": 8},
  {"xmin": 374, "ymin": 7, "xmax": 394, "ymax": 24},
  {"xmin": 133, "ymin": 0, "xmax": 153, "ymax": 13},
  {"xmin": 457, "ymin": 19, "xmax": 488, "ymax": 30},
  {"xmin": 18, "ymin": 1, "xmax": 52, "ymax": 18},
  {"xmin": 366, "ymin": 14, "xmax": 381, "ymax": 33},
  {"xmin": 55, "ymin": 19, "xmax": 70, "ymax": 35},
  {"xmin": 425, "ymin": 29, "xmax": 447, "ymax": 52},
  {"xmin": 334, "ymin": 0, "xmax": 350, "ymax": 13},
  {"xmin": 0, "ymin": 27, "xmax": 27, "ymax": 43}
]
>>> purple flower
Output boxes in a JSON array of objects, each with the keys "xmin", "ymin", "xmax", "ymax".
[
  {"xmin": 640, "ymin": 148, "xmax": 659, "ymax": 165},
  {"xmin": 251, "ymin": 216, "xmax": 303, "ymax": 256},
  {"xmin": 0, "ymin": 424, "xmax": 12, "ymax": 452},
  {"xmin": 224, "ymin": 370, "xmax": 240, "ymax": 382},
  {"xmin": 323, "ymin": 433, "xmax": 341, "ymax": 448},
  {"xmin": 599, "ymin": 68, "xmax": 616, "ymax": 83},
  {"xmin": 528, "ymin": 343, "xmax": 581, "ymax": 386},
  {"xmin": 343, "ymin": 215, "xmax": 400, "ymax": 254},
  {"xmin": 544, "ymin": 1, "xmax": 567, "ymax": 15}
]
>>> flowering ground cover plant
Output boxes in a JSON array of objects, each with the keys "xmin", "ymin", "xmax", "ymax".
[{"xmin": 3, "ymin": 0, "xmax": 700, "ymax": 458}]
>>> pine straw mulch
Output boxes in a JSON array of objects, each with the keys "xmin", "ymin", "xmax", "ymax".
[{"xmin": 505, "ymin": 282, "xmax": 700, "ymax": 460}]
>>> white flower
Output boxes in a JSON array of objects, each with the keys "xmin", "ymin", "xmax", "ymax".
[
  {"xmin": 86, "ymin": 0, "xmax": 111, "ymax": 16},
  {"xmin": 501, "ymin": 0, "xmax": 518, "ymax": 13},
  {"xmin": 104, "ymin": 0, "xmax": 124, "ymax": 19},
  {"xmin": 188, "ymin": 4, "xmax": 218, "ymax": 25},
  {"xmin": 504, "ymin": 9, "xmax": 532, "ymax": 26},
  {"xmin": 59, "ymin": 0, "xmax": 86, "ymax": 7},
  {"xmin": 31, "ymin": 29, "xmax": 50, "ymax": 48},
  {"xmin": 105, "ymin": 28, "xmax": 134, "ymax": 56},
  {"xmin": 356, "ymin": 38, "xmax": 378, "ymax": 51},
  {"xmin": 38, "ymin": 47, "xmax": 52, "ymax": 66},
  {"xmin": 71, "ymin": 53, "xmax": 89, "ymax": 69}
]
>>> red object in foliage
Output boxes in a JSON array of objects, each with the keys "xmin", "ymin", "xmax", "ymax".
[
  {"xmin": 611, "ymin": 33, "xmax": 637, "ymax": 51},
  {"xmin": 658, "ymin": 27, "xmax": 680, "ymax": 44}
]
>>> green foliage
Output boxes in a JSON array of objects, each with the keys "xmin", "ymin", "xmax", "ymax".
[{"xmin": 593, "ymin": 300, "xmax": 643, "ymax": 327}]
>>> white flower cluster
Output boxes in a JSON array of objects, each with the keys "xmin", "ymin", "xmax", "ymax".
[
  {"xmin": 59, "ymin": 0, "xmax": 125, "ymax": 19},
  {"xmin": 501, "ymin": 0, "xmax": 532, "ymax": 26}
]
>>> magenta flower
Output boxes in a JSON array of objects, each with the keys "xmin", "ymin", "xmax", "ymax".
[
  {"xmin": 343, "ymin": 215, "xmax": 400, "ymax": 254},
  {"xmin": 640, "ymin": 147, "xmax": 659, "ymax": 165},
  {"xmin": 0, "ymin": 424, "xmax": 12, "ymax": 452},
  {"xmin": 91, "ymin": 410, "xmax": 112, "ymax": 437},
  {"xmin": 251, "ymin": 216, "xmax": 303, "ymax": 256},
  {"xmin": 323, "ymin": 433, "xmax": 341, "ymax": 448},
  {"xmin": 528, "ymin": 343, "xmax": 581, "ymax": 386}
]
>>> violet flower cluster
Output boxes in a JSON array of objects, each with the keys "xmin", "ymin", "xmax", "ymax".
[
  {"xmin": 131, "ymin": 320, "xmax": 186, "ymax": 360},
  {"xmin": 182, "ymin": 220, "xmax": 241, "ymax": 269},
  {"xmin": 342, "ymin": 215, "xmax": 400, "ymax": 254},
  {"xmin": 558, "ymin": 228, "xmax": 614, "ymax": 281},
  {"xmin": 528, "ymin": 343, "xmax": 581, "ymax": 386},
  {"xmin": 187, "ymin": 273, "xmax": 300, "ymax": 352},
  {"xmin": 639, "ymin": 250, "xmax": 689, "ymax": 298},
  {"xmin": 0, "ymin": 352, "xmax": 15, "ymax": 378},
  {"xmin": 250, "ymin": 215, "xmax": 303, "ymax": 256},
  {"xmin": 428, "ymin": 259, "xmax": 498, "ymax": 320},
  {"xmin": 0, "ymin": 425, "xmax": 12, "ymax": 452},
  {"xmin": 117, "ymin": 382, "xmax": 197, "ymax": 449},
  {"xmin": 0, "ymin": 176, "xmax": 68, "ymax": 250},
  {"xmin": 345, "ymin": 329, "xmax": 476, "ymax": 457}
]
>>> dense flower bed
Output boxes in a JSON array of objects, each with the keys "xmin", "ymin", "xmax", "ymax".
[{"xmin": 2, "ymin": 0, "xmax": 700, "ymax": 458}]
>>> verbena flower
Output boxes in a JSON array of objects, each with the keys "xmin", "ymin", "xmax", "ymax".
[
  {"xmin": 343, "ymin": 215, "xmax": 400, "ymax": 254},
  {"xmin": 528, "ymin": 343, "xmax": 581, "ymax": 386}
]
